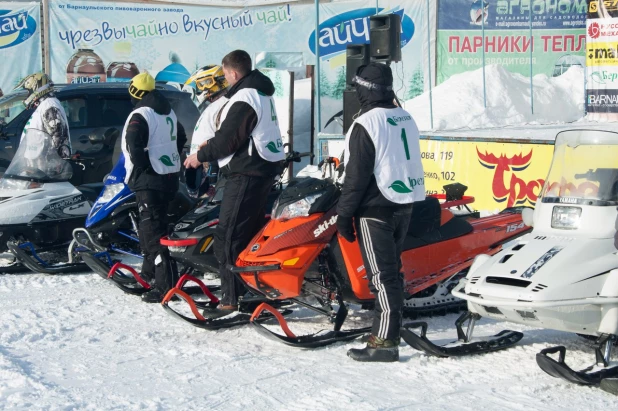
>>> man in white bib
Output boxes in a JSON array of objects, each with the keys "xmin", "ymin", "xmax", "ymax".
[
  {"xmin": 184, "ymin": 65, "xmax": 229, "ymax": 198},
  {"xmin": 184, "ymin": 50, "xmax": 284, "ymax": 316},
  {"xmin": 121, "ymin": 73, "xmax": 188, "ymax": 303},
  {"xmin": 16, "ymin": 72, "xmax": 70, "ymax": 159},
  {"xmin": 339, "ymin": 63, "xmax": 425, "ymax": 362}
]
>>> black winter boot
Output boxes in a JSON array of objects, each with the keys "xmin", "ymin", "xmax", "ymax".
[
  {"xmin": 141, "ymin": 288, "xmax": 165, "ymax": 304},
  {"xmin": 348, "ymin": 335, "xmax": 400, "ymax": 362}
]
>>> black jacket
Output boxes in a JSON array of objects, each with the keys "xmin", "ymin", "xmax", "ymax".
[
  {"xmin": 196, "ymin": 70, "xmax": 281, "ymax": 177},
  {"xmin": 125, "ymin": 90, "xmax": 187, "ymax": 193},
  {"xmin": 336, "ymin": 88, "xmax": 413, "ymax": 219}
]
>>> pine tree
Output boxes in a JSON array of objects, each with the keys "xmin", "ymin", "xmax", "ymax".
[
  {"xmin": 319, "ymin": 69, "xmax": 332, "ymax": 98},
  {"xmin": 406, "ymin": 69, "xmax": 424, "ymax": 100},
  {"xmin": 331, "ymin": 66, "xmax": 346, "ymax": 99}
]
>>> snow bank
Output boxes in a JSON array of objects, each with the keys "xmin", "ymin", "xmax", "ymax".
[{"xmin": 405, "ymin": 65, "xmax": 585, "ymax": 131}]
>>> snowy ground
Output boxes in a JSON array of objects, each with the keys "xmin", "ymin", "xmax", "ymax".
[{"xmin": 1, "ymin": 272, "xmax": 618, "ymax": 410}]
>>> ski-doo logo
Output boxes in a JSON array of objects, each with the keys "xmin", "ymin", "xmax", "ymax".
[
  {"xmin": 477, "ymin": 148, "xmax": 544, "ymax": 207},
  {"xmin": 0, "ymin": 9, "xmax": 37, "ymax": 50},
  {"xmin": 251, "ymin": 244, "xmax": 260, "ymax": 252},
  {"xmin": 314, "ymin": 215, "xmax": 338, "ymax": 237},
  {"xmin": 308, "ymin": 8, "xmax": 414, "ymax": 58}
]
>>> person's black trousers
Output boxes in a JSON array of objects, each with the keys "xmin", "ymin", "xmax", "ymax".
[
  {"xmin": 355, "ymin": 208, "xmax": 412, "ymax": 341},
  {"xmin": 136, "ymin": 190, "xmax": 177, "ymax": 292},
  {"xmin": 215, "ymin": 174, "xmax": 274, "ymax": 306}
]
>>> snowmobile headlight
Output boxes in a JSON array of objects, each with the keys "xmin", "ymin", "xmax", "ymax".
[
  {"xmin": 551, "ymin": 206, "xmax": 581, "ymax": 230},
  {"xmin": 274, "ymin": 193, "xmax": 324, "ymax": 220},
  {"xmin": 98, "ymin": 183, "xmax": 125, "ymax": 203}
]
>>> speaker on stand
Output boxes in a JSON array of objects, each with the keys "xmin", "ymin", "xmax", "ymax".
[
  {"xmin": 369, "ymin": 14, "xmax": 402, "ymax": 63},
  {"xmin": 346, "ymin": 44, "xmax": 370, "ymax": 86}
]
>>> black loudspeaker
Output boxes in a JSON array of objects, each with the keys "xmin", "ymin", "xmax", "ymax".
[
  {"xmin": 346, "ymin": 44, "xmax": 370, "ymax": 87},
  {"xmin": 369, "ymin": 14, "xmax": 401, "ymax": 63},
  {"xmin": 343, "ymin": 88, "xmax": 361, "ymax": 133}
]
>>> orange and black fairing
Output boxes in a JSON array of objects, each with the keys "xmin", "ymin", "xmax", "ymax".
[{"xmin": 236, "ymin": 207, "xmax": 338, "ymax": 299}]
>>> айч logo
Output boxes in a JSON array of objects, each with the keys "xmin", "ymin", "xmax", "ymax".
[{"xmin": 0, "ymin": 9, "xmax": 37, "ymax": 49}]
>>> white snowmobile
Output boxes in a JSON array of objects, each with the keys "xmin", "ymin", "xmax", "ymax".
[
  {"xmin": 401, "ymin": 129, "xmax": 618, "ymax": 387},
  {"xmin": 0, "ymin": 128, "xmax": 99, "ymax": 273}
]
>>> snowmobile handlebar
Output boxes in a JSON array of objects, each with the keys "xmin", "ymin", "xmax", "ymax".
[{"xmin": 284, "ymin": 151, "xmax": 313, "ymax": 164}]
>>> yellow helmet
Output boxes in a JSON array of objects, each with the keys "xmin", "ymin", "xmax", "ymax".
[
  {"xmin": 129, "ymin": 72, "xmax": 155, "ymax": 100},
  {"xmin": 186, "ymin": 65, "xmax": 228, "ymax": 102}
]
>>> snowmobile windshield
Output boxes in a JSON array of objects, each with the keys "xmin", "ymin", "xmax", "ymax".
[
  {"xmin": 0, "ymin": 90, "xmax": 27, "ymax": 126},
  {"xmin": 540, "ymin": 129, "xmax": 618, "ymax": 206},
  {"xmin": 2, "ymin": 128, "xmax": 72, "ymax": 183}
]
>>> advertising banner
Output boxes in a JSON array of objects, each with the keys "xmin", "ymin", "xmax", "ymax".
[
  {"xmin": 47, "ymin": 0, "xmax": 433, "ymax": 132},
  {"xmin": 586, "ymin": 0, "xmax": 618, "ymax": 118},
  {"xmin": 421, "ymin": 139, "xmax": 554, "ymax": 211},
  {"xmin": 0, "ymin": 2, "xmax": 42, "ymax": 96},
  {"xmin": 437, "ymin": 0, "xmax": 587, "ymax": 84},
  {"xmin": 320, "ymin": 136, "xmax": 554, "ymax": 211}
]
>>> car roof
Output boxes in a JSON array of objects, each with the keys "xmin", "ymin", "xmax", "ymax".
[{"xmin": 56, "ymin": 82, "xmax": 187, "ymax": 96}]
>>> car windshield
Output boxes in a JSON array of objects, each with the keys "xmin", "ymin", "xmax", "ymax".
[
  {"xmin": 2, "ymin": 128, "xmax": 72, "ymax": 183},
  {"xmin": 539, "ymin": 130, "xmax": 618, "ymax": 206},
  {"xmin": 0, "ymin": 90, "xmax": 27, "ymax": 126}
]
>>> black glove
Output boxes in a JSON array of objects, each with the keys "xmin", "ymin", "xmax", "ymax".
[{"xmin": 337, "ymin": 216, "xmax": 356, "ymax": 243}]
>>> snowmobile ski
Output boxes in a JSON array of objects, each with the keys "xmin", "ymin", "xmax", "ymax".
[
  {"xmin": 250, "ymin": 302, "xmax": 371, "ymax": 348},
  {"xmin": 600, "ymin": 378, "xmax": 618, "ymax": 395},
  {"xmin": 161, "ymin": 275, "xmax": 288, "ymax": 330},
  {"xmin": 8, "ymin": 241, "xmax": 88, "ymax": 275},
  {"xmin": 400, "ymin": 312, "xmax": 523, "ymax": 358},
  {"xmin": 536, "ymin": 336, "xmax": 618, "ymax": 386}
]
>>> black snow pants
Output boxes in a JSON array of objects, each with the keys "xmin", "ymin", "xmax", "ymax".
[
  {"xmin": 215, "ymin": 174, "xmax": 274, "ymax": 306},
  {"xmin": 355, "ymin": 208, "xmax": 412, "ymax": 341},
  {"xmin": 136, "ymin": 190, "xmax": 178, "ymax": 293}
]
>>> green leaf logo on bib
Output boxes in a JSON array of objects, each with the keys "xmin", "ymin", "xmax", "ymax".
[
  {"xmin": 387, "ymin": 118, "xmax": 397, "ymax": 126},
  {"xmin": 159, "ymin": 155, "xmax": 174, "ymax": 167},
  {"xmin": 266, "ymin": 141, "xmax": 281, "ymax": 153},
  {"xmin": 388, "ymin": 180, "xmax": 413, "ymax": 193}
]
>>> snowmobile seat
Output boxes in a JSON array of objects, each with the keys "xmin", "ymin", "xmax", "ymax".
[
  {"xmin": 403, "ymin": 197, "xmax": 474, "ymax": 250},
  {"xmin": 77, "ymin": 183, "xmax": 105, "ymax": 203}
]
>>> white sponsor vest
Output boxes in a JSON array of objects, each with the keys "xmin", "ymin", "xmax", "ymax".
[
  {"xmin": 216, "ymin": 88, "xmax": 284, "ymax": 168},
  {"xmin": 190, "ymin": 96, "xmax": 228, "ymax": 155},
  {"xmin": 121, "ymin": 106, "xmax": 181, "ymax": 183},
  {"xmin": 22, "ymin": 97, "xmax": 71, "ymax": 151},
  {"xmin": 344, "ymin": 107, "xmax": 425, "ymax": 204}
]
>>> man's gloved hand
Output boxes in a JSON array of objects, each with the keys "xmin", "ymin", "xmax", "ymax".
[{"xmin": 337, "ymin": 216, "xmax": 356, "ymax": 242}]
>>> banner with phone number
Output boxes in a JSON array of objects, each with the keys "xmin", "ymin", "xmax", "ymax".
[{"xmin": 420, "ymin": 139, "xmax": 554, "ymax": 211}]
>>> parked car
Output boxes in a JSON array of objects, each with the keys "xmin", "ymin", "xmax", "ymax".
[{"xmin": 0, "ymin": 82, "xmax": 199, "ymax": 184}]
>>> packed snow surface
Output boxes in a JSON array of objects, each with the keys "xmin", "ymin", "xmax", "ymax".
[
  {"xmin": 1, "ymin": 272, "xmax": 618, "ymax": 410},
  {"xmin": 405, "ymin": 65, "xmax": 586, "ymax": 132}
]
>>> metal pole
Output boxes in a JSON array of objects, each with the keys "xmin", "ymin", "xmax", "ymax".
[
  {"xmin": 42, "ymin": 0, "xmax": 51, "ymax": 75},
  {"xmin": 287, "ymin": 71, "xmax": 295, "ymax": 179},
  {"xmin": 376, "ymin": 0, "xmax": 379, "ymax": 14},
  {"xmin": 481, "ymin": 1, "xmax": 486, "ymax": 108},
  {"xmin": 426, "ymin": 0, "xmax": 434, "ymax": 129},
  {"xmin": 315, "ymin": 0, "xmax": 321, "ymax": 133},
  {"xmin": 529, "ymin": 4, "xmax": 534, "ymax": 114}
]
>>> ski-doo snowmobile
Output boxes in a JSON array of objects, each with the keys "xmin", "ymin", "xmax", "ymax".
[
  {"xmin": 162, "ymin": 159, "xmax": 530, "ymax": 344},
  {"xmin": 401, "ymin": 129, "xmax": 618, "ymax": 388},
  {"xmin": 159, "ymin": 150, "xmax": 314, "ymax": 330},
  {"xmin": 0, "ymin": 129, "xmax": 102, "ymax": 274}
]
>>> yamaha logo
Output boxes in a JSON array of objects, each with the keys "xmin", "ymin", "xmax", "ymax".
[{"xmin": 251, "ymin": 244, "xmax": 260, "ymax": 252}]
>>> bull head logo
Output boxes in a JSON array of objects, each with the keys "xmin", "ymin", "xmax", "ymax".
[{"xmin": 476, "ymin": 148, "xmax": 542, "ymax": 207}]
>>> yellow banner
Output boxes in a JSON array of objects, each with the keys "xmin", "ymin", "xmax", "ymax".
[
  {"xmin": 420, "ymin": 140, "xmax": 554, "ymax": 211},
  {"xmin": 587, "ymin": 41, "xmax": 618, "ymax": 66}
]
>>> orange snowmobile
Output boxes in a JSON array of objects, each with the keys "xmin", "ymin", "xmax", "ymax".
[{"xmin": 161, "ymin": 159, "xmax": 530, "ymax": 346}]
